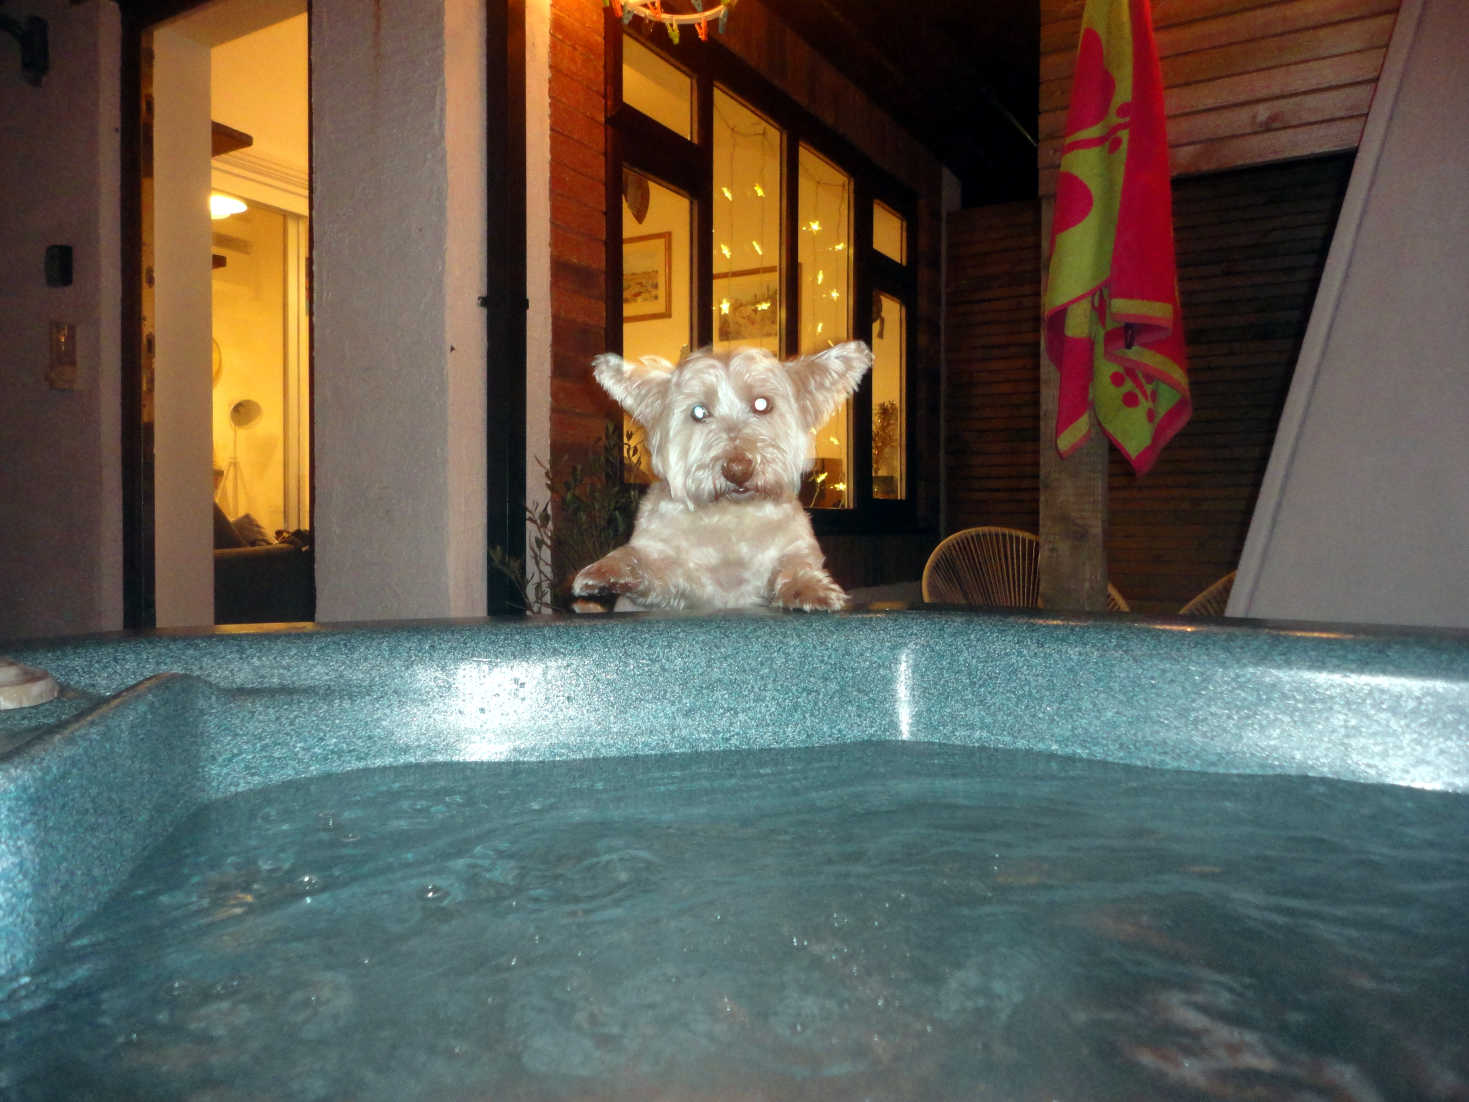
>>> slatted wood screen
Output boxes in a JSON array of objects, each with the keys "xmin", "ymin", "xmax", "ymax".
[
  {"xmin": 1040, "ymin": 0, "xmax": 1401, "ymax": 194},
  {"xmin": 1109, "ymin": 153, "xmax": 1354, "ymax": 613},
  {"xmin": 945, "ymin": 202, "xmax": 1044, "ymax": 535},
  {"xmin": 945, "ymin": 153, "xmax": 1354, "ymax": 614}
]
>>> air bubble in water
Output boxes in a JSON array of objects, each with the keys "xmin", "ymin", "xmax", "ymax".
[{"xmin": 422, "ymin": 883, "xmax": 448, "ymax": 901}]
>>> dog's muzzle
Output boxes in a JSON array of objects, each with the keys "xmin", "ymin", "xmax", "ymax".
[{"xmin": 721, "ymin": 454, "xmax": 755, "ymax": 497}]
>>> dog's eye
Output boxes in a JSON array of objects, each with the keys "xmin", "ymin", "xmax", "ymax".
[
  {"xmin": 751, "ymin": 396, "xmax": 772, "ymax": 414},
  {"xmin": 690, "ymin": 404, "xmax": 710, "ymax": 423}
]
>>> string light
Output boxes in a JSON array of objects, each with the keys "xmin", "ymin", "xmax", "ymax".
[{"xmin": 606, "ymin": 0, "xmax": 738, "ymax": 43}]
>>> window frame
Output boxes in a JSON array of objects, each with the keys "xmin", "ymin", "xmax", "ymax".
[{"xmin": 607, "ymin": 19, "xmax": 919, "ymax": 533}]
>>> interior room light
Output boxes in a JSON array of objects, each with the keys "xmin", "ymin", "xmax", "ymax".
[
  {"xmin": 720, "ymin": 243, "xmax": 732, "ymax": 259},
  {"xmin": 210, "ymin": 193, "xmax": 247, "ymax": 220},
  {"xmin": 750, "ymin": 240, "xmax": 763, "ymax": 256},
  {"xmin": 753, "ymin": 183, "xmax": 765, "ymax": 197},
  {"xmin": 721, "ymin": 186, "xmax": 734, "ymax": 200}
]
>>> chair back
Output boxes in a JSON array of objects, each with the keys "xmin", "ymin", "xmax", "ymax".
[
  {"xmin": 922, "ymin": 527, "xmax": 1130, "ymax": 611},
  {"xmin": 1179, "ymin": 571, "xmax": 1236, "ymax": 616}
]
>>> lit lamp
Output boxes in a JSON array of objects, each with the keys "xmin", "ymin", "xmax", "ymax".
[
  {"xmin": 217, "ymin": 397, "xmax": 263, "ymax": 518},
  {"xmin": 210, "ymin": 193, "xmax": 247, "ymax": 220}
]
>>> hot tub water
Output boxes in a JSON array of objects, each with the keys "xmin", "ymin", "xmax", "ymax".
[{"xmin": 2, "ymin": 741, "xmax": 1465, "ymax": 1099}]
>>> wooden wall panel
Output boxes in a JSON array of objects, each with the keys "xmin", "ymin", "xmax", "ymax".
[
  {"xmin": 1039, "ymin": 0, "xmax": 1401, "ymax": 192},
  {"xmin": 944, "ymin": 154, "xmax": 1353, "ymax": 613},
  {"xmin": 944, "ymin": 202, "xmax": 1044, "ymax": 535}
]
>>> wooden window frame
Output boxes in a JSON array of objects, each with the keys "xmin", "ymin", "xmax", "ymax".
[{"xmin": 607, "ymin": 18, "xmax": 919, "ymax": 533}]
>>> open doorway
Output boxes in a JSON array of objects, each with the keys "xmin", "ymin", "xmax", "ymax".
[{"xmin": 137, "ymin": 0, "xmax": 311, "ymax": 626}]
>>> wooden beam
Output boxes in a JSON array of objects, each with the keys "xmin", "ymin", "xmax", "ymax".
[
  {"xmin": 209, "ymin": 120, "xmax": 252, "ymax": 158},
  {"xmin": 1037, "ymin": 197, "xmax": 1111, "ymax": 611}
]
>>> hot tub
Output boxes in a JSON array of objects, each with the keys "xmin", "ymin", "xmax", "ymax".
[{"xmin": 2, "ymin": 610, "xmax": 1467, "ymax": 1098}]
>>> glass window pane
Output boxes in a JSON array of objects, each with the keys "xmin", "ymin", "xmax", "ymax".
[
  {"xmin": 798, "ymin": 145, "xmax": 853, "ymax": 509},
  {"xmin": 873, "ymin": 200, "xmax": 906, "ymax": 265},
  {"xmin": 622, "ymin": 172, "xmax": 692, "ymax": 480},
  {"xmin": 712, "ymin": 88, "xmax": 783, "ymax": 355},
  {"xmin": 871, "ymin": 291, "xmax": 906, "ymax": 499},
  {"xmin": 622, "ymin": 35, "xmax": 692, "ymax": 140}
]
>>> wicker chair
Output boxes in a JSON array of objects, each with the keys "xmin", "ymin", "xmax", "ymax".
[
  {"xmin": 1178, "ymin": 571, "xmax": 1236, "ymax": 616},
  {"xmin": 921, "ymin": 526, "xmax": 1130, "ymax": 612}
]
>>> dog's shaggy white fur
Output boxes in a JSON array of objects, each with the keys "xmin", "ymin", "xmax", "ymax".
[{"xmin": 572, "ymin": 342, "xmax": 872, "ymax": 611}]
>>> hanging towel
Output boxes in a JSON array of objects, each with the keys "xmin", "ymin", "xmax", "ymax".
[{"xmin": 1044, "ymin": 0, "xmax": 1190, "ymax": 475}]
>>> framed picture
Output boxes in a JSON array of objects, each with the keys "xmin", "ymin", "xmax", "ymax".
[
  {"xmin": 622, "ymin": 232, "xmax": 673, "ymax": 322},
  {"xmin": 714, "ymin": 266, "xmax": 780, "ymax": 345}
]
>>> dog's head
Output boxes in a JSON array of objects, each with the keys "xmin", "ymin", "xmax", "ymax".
[{"xmin": 591, "ymin": 342, "xmax": 872, "ymax": 507}]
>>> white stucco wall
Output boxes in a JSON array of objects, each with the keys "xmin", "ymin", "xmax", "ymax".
[
  {"xmin": 151, "ymin": 27, "xmax": 217, "ymax": 628},
  {"xmin": 0, "ymin": 0, "xmax": 122, "ymax": 640},
  {"xmin": 1232, "ymin": 0, "xmax": 1469, "ymax": 629},
  {"xmin": 310, "ymin": 0, "xmax": 487, "ymax": 622}
]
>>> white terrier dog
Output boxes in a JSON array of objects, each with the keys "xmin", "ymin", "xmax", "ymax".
[{"xmin": 572, "ymin": 341, "xmax": 872, "ymax": 612}]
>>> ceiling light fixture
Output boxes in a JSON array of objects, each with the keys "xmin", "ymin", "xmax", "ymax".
[{"xmin": 210, "ymin": 193, "xmax": 247, "ymax": 220}]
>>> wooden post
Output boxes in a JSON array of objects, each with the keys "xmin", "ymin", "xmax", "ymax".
[{"xmin": 1037, "ymin": 197, "xmax": 1110, "ymax": 611}]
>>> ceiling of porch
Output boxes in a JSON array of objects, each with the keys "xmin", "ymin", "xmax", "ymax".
[{"xmin": 773, "ymin": 0, "xmax": 1040, "ymax": 204}]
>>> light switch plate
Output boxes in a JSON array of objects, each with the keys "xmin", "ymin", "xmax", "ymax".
[{"xmin": 47, "ymin": 321, "xmax": 79, "ymax": 390}]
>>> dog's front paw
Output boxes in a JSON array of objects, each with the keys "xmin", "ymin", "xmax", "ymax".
[
  {"xmin": 572, "ymin": 548, "xmax": 645, "ymax": 599},
  {"xmin": 773, "ymin": 570, "xmax": 848, "ymax": 612}
]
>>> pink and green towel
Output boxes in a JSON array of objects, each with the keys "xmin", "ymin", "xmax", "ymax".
[{"xmin": 1044, "ymin": 0, "xmax": 1190, "ymax": 475}]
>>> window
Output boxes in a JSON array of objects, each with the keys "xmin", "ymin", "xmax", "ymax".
[
  {"xmin": 621, "ymin": 35, "xmax": 693, "ymax": 140},
  {"xmin": 611, "ymin": 27, "xmax": 918, "ymax": 523},
  {"xmin": 797, "ymin": 145, "xmax": 853, "ymax": 508},
  {"xmin": 712, "ymin": 89, "xmax": 782, "ymax": 355}
]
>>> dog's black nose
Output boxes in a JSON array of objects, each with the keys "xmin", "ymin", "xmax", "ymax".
[{"xmin": 722, "ymin": 454, "xmax": 754, "ymax": 487}]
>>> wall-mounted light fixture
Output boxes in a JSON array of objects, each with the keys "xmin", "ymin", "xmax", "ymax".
[{"xmin": 0, "ymin": 9, "xmax": 47, "ymax": 86}]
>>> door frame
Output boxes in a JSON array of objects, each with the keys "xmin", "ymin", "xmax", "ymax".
[{"xmin": 118, "ymin": 0, "xmax": 527, "ymax": 625}]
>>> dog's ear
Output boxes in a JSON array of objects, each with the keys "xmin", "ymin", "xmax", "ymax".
[
  {"xmin": 785, "ymin": 341, "xmax": 872, "ymax": 430},
  {"xmin": 592, "ymin": 353, "xmax": 675, "ymax": 427}
]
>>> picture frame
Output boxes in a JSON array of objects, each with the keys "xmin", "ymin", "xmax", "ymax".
[
  {"xmin": 622, "ymin": 232, "xmax": 673, "ymax": 322},
  {"xmin": 714, "ymin": 266, "xmax": 780, "ymax": 346}
]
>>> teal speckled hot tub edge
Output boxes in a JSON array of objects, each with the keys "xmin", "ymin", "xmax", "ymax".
[{"xmin": 2, "ymin": 609, "xmax": 1468, "ymax": 977}]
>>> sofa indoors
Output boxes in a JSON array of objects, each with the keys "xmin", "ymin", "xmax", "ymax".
[{"xmin": 213, "ymin": 504, "xmax": 314, "ymax": 624}]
